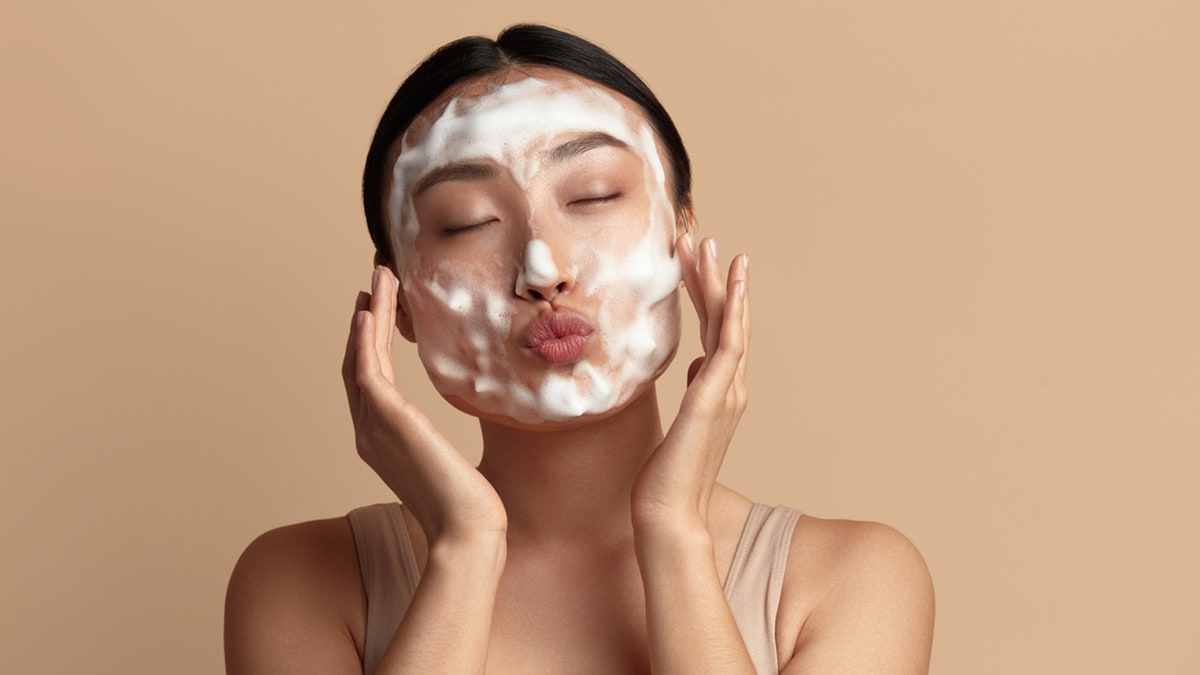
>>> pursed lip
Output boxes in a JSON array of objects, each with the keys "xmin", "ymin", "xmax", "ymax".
[{"xmin": 524, "ymin": 309, "xmax": 595, "ymax": 365}]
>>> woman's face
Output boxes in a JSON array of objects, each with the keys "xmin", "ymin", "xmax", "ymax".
[{"xmin": 384, "ymin": 68, "xmax": 683, "ymax": 427}]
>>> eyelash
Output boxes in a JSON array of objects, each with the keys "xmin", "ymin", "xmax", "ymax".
[
  {"xmin": 571, "ymin": 192, "xmax": 622, "ymax": 206},
  {"xmin": 442, "ymin": 192, "xmax": 622, "ymax": 236},
  {"xmin": 442, "ymin": 219, "xmax": 497, "ymax": 236}
]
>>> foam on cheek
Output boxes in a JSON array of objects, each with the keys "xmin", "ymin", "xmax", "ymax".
[
  {"xmin": 586, "ymin": 222, "xmax": 682, "ymax": 404},
  {"xmin": 408, "ymin": 266, "xmax": 513, "ymax": 400},
  {"xmin": 573, "ymin": 109, "xmax": 683, "ymax": 413}
]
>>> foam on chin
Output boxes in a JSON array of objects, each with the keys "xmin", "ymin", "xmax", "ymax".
[{"xmin": 391, "ymin": 77, "xmax": 681, "ymax": 424}]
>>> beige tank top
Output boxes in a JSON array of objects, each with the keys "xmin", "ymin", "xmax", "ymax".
[{"xmin": 347, "ymin": 502, "xmax": 802, "ymax": 674}]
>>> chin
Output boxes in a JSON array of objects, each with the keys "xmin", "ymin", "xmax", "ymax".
[{"xmin": 441, "ymin": 369, "xmax": 669, "ymax": 433}]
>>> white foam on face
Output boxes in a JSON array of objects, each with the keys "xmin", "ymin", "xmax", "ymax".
[
  {"xmin": 388, "ymin": 76, "xmax": 682, "ymax": 424},
  {"xmin": 515, "ymin": 239, "xmax": 561, "ymax": 294}
]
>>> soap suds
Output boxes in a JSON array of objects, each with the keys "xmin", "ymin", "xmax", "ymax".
[
  {"xmin": 515, "ymin": 239, "xmax": 561, "ymax": 294},
  {"xmin": 389, "ymin": 76, "xmax": 682, "ymax": 424}
]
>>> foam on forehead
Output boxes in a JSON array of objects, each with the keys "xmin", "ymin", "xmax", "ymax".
[{"xmin": 387, "ymin": 76, "xmax": 669, "ymax": 271}]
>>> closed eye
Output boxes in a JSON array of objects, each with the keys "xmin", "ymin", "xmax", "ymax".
[
  {"xmin": 442, "ymin": 218, "xmax": 498, "ymax": 236},
  {"xmin": 569, "ymin": 192, "xmax": 622, "ymax": 206}
]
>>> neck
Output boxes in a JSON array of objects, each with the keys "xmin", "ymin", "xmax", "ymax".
[{"xmin": 477, "ymin": 385, "xmax": 664, "ymax": 546}]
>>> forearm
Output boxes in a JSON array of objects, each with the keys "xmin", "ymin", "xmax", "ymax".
[
  {"xmin": 635, "ymin": 523, "xmax": 757, "ymax": 674},
  {"xmin": 375, "ymin": 534, "xmax": 506, "ymax": 674}
]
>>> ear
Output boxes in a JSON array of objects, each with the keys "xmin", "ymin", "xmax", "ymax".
[
  {"xmin": 675, "ymin": 202, "xmax": 696, "ymax": 240},
  {"xmin": 396, "ymin": 293, "xmax": 416, "ymax": 343},
  {"xmin": 674, "ymin": 204, "xmax": 696, "ymax": 288},
  {"xmin": 379, "ymin": 252, "xmax": 417, "ymax": 341}
]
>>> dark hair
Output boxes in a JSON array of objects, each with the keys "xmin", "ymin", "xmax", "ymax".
[{"xmin": 361, "ymin": 23, "xmax": 692, "ymax": 268}]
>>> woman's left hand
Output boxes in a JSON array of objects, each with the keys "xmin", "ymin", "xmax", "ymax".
[{"xmin": 631, "ymin": 234, "xmax": 750, "ymax": 535}]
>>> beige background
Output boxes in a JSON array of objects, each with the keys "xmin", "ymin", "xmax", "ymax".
[{"xmin": 3, "ymin": 1, "xmax": 1197, "ymax": 672}]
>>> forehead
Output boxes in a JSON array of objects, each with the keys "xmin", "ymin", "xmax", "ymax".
[
  {"xmin": 385, "ymin": 69, "xmax": 670, "ymax": 201},
  {"xmin": 400, "ymin": 67, "xmax": 650, "ymax": 152}
]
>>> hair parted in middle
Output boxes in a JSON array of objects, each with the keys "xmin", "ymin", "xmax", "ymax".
[{"xmin": 361, "ymin": 23, "xmax": 692, "ymax": 269}]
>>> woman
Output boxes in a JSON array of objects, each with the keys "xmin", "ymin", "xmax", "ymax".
[{"xmin": 225, "ymin": 24, "xmax": 934, "ymax": 674}]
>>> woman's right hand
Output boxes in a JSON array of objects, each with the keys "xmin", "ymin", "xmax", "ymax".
[{"xmin": 341, "ymin": 265, "xmax": 507, "ymax": 545}]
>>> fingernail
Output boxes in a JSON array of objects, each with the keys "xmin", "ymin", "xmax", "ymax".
[
  {"xmin": 742, "ymin": 254, "xmax": 750, "ymax": 271},
  {"xmin": 737, "ymin": 280, "xmax": 746, "ymax": 298},
  {"xmin": 684, "ymin": 232, "xmax": 695, "ymax": 252},
  {"xmin": 706, "ymin": 238, "xmax": 718, "ymax": 259},
  {"xmin": 372, "ymin": 265, "xmax": 381, "ymax": 288}
]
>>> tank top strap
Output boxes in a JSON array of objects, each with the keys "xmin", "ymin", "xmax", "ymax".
[
  {"xmin": 722, "ymin": 503, "xmax": 804, "ymax": 674},
  {"xmin": 346, "ymin": 502, "xmax": 420, "ymax": 675},
  {"xmin": 346, "ymin": 501, "xmax": 801, "ymax": 675}
]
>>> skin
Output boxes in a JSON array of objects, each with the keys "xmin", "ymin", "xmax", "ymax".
[
  {"xmin": 225, "ymin": 67, "xmax": 935, "ymax": 674},
  {"xmin": 386, "ymin": 74, "xmax": 684, "ymax": 428}
]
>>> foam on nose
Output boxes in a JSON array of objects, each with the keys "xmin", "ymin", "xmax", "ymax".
[{"xmin": 516, "ymin": 239, "xmax": 561, "ymax": 293}]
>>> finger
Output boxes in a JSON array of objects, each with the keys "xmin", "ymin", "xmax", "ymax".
[
  {"xmin": 369, "ymin": 266, "xmax": 396, "ymax": 386},
  {"xmin": 713, "ymin": 272, "xmax": 748, "ymax": 375},
  {"xmin": 679, "ymin": 276, "xmax": 746, "ymax": 409},
  {"xmin": 700, "ymin": 238, "xmax": 725, "ymax": 354},
  {"xmin": 342, "ymin": 291, "xmax": 371, "ymax": 422},
  {"xmin": 739, "ymin": 255, "xmax": 751, "ymax": 379},
  {"xmin": 677, "ymin": 233, "xmax": 709, "ymax": 344},
  {"xmin": 719, "ymin": 253, "xmax": 750, "ymax": 380},
  {"xmin": 355, "ymin": 307, "xmax": 386, "ymax": 397},
  {"xmin": 384, "ymin": 267, "xmax": 398, "ymax": 359},
  {"xmin": 682, "ymin": 248, "xmax": 751, "ymax": 382},
  {"xmin": 696, "ymin": 260, "xmax": 748, "ymax": 380}
]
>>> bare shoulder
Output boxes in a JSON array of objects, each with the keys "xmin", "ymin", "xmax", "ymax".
[
  {"xmin": 224, "ymin": 517, "xmax": 366, "ymax": 675},
  {"xmin": 778, "ymin": 516, "xmax": 935, "ymax": 674}
]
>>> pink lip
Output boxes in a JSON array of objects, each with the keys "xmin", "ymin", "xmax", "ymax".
[{"xmin": 524, "ymin": 309, "xmax": 595, "ymax": 365}]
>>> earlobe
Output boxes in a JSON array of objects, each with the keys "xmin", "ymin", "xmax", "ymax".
[
  {"xmin": 674, "ymin": 206, "xmax": 696, "ymax": 289},
  {"xmin": 675, "ymin": 204, "xmax": 696, "ymax": 240},
  {"xmin": 396, "ymin": 296, "xmax": 416, "ymax": 343}
]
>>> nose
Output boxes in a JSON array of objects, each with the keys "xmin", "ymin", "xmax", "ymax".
[{"xmin": 515, "ymin": 238, "xmax": 573, "ymax": 302}]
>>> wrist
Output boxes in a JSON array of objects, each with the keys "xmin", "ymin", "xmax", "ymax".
[
  {"xmin": 427, "ymin": 530, "xmax": 508, "ymax": 579},
  {"xmin": 631, "ymin": 498, "xmax": 708, "ymax": 535},
  {"xmin": 633, "ymin": 517, "xmax": 714, "ymax": 562}
]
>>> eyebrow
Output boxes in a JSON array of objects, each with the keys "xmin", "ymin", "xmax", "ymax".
[
  {"xmin": 412, "ymin": 162, "xmax": 496, "ymax": 197},
  {"xmin": 411, "ymin": 132, "xmax": 630, "ymax": 197},
  {"xmin": 545, "ymin": 132, "xmax": 631, "ymax": 164}
]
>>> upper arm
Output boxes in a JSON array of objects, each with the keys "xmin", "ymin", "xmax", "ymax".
[
  {"xmin": 780, "ymin": 519, "xmax": 935, "ymax": 675},
  {"xmin": 224, "ymin": 517, "xmax": 366, "ymax": 675}
]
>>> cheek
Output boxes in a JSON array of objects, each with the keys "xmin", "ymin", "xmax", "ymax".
[
  {"xmin": 584, "ymin": 212, "xmax": 683, "ymax": 378},
  {"xmin": 576, "ymin": 205, "xmax": 680, "ymax": 307},
  {"xmin": 600, "ymin": 278, "xmax": 681, "ymax": 359},
  {"xmin": 404, "ymin": 264, "xmax": 516, "ymax": 362},
  {"xmin": 568, "ymin": 212, "xmax": 661, "ymax": 295}
]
